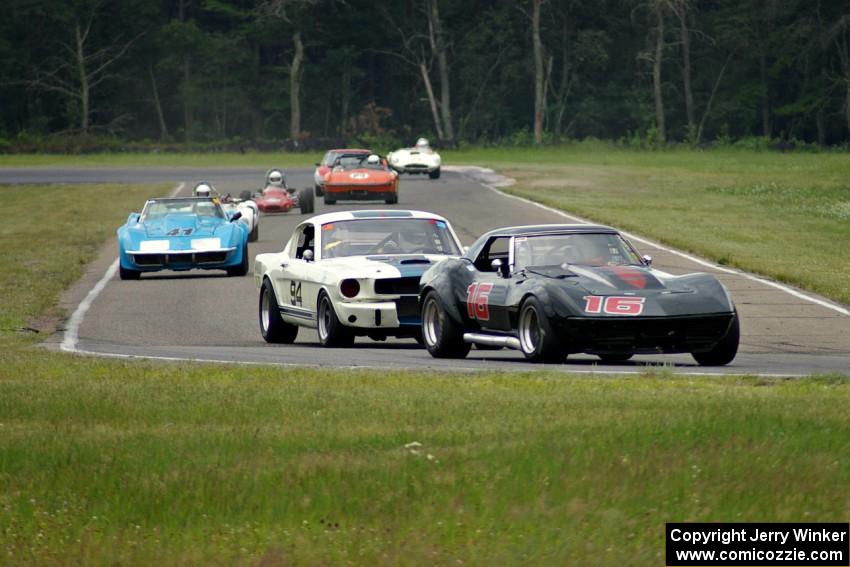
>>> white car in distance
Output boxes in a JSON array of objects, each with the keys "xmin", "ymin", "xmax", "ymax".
[
  {"xmin": 388, "ymin": 138, "xmax": 442, "ymax": 179},
  {"xmin": 255, "ymin": 210, "xmax": 463, "ymax": 347}
]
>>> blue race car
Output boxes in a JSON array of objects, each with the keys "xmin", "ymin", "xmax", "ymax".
[{"xmin": 117, "ymin": 196, "xmax": 250, "ymax": 280}]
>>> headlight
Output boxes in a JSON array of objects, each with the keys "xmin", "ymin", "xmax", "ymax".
[{"xmin": 340, "ymin": 278, "xmax": 360, "ymax": 298}]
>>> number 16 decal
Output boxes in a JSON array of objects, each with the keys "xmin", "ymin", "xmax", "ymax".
[
  {"xmin": 584, "ymin": 295, "xmax": 645, "ymax": 316},
  {"xmin": 467, "ymin": 282, "xmax": 494, "ymax": 321}
]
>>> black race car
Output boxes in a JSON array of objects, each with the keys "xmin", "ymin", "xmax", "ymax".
[{"xmin": 418, "ymin": 224, "xmax": 740, "ymax": 365}]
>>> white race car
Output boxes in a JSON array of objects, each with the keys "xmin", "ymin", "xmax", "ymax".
[
  {"xmin": 255, "ymin": 209, "xmax": 463, "ymax": 346},
  {"xmin": 388, "ymin": 138, "xmax": 441, "ymax": 179}
]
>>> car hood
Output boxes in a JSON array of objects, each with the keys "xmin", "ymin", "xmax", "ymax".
[
  {"xmin": 325, "ymin": 168, "xmax": 396, "ymax": 183},
  {"xmin": 142, "ymin": 214, "xmax": 226, "ymax": 238},
  {"xmin": 526, "ymin": 264, "xmax": 694, "ymax": 294},
  {"xmin": 321, "ymin": 254, "xmax": 450, "ymax": 279}
]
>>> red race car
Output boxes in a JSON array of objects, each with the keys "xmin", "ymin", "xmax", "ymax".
[
  {"xmin": 242, "ymin": 169, "xmax": 315, "ymax": 214},
  {"xmin": 322, "ymin": 154, "xmax": 399, "ymax": 205},
  {"xmin": 313, "ymin": 148, "xmax": 371, "ymax": 197}
]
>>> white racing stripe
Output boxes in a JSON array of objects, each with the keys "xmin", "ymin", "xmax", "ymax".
[
  {"xmin": 452, "ymin": 166, "xmax": 850, "ymax": 318},
  {"xmin": 61, "ymin": 182, "xmax": 185, "ymax": 353}
]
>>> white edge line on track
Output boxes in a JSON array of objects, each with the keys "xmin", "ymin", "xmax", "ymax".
[
  {"xmin": 56, "ymin": 174, "xmax": 827, "ymax": 377},
  {"xmin": 450, "ymin": 166, "xmax": 850, "ymax": 318},
  {"xmin": 60, "ymin": 182, "xmax": 185, "ymax": 353}
]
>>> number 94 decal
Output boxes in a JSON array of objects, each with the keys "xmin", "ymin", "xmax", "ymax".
[{"xmin": 583, "ymin": 295, "xmax": 645, "ymax": 316}]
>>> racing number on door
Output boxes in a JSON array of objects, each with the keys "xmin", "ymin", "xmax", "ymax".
[
  {"xmin": 467, "ymin": 283, "xmax": 494, "ymax": 321},
  {"xmin": 583, "ymin": 296, "xmax": 645, "ymax": 315},
  {"xmin": 290, "ymin": 281, "xmax": 302, "ymax": 306}
]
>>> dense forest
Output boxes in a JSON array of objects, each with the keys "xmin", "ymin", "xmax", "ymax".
[{"xmin": 3, "ymin": 0, "xmax": 850, "ymax": 148}]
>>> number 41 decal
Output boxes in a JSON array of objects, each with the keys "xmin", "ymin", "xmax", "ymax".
[{"xmin": 584, "ymin": 295, "xmax": 645, "ymax": 316}]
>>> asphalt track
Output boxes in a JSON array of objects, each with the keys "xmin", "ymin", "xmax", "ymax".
[{"xmin": 4, "ymin": 165, "xmax": 850, "ymax": 375}]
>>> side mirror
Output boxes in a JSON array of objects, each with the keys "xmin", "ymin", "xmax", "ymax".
[
  {"xmin": 128, "ymin": 212, "xmax": 140, "ymax": 224},
  {"xmin": 462, "ymin": 245, "xmax": 470, "ymax": 254},
  {"xmin": 230, "ymin": 211, "xmax": 243, "ymax": 222},
  {"xmin": 491, "ymin": 258, "xmax": 510, "ymax": 278},
  {"xmin": 642, "ymin": 255, "xmax": 652, "ymax": 267},
  {"xmin": 302, "ymin": 249, "xmax": 314, "ymax": 262}
]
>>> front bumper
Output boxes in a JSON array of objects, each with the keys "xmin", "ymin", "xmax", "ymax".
[
  {"xmin": 122, "ymin": 246, "xmax": 241, "ymax": 272},
  {"xmin": 333, "ymin": 296, "xmax": 420, "ymax": 329},
  {"xmin": 325, "ymin": 184, "xmax": 397, "ymax": 201},
  {"xmin": 556, "ymin": 313, "xmax": 736, "ymax": 355},
  {"xmin": 392, "ymin": 163, "xmax": 438, "ymax": 174}
]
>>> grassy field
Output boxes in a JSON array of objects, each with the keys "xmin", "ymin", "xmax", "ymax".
[
  {"xmin": 1, "ymin": 159, "xmax": 849, "ymax": 565},
  {"xmin": 1, "ymin": 355, "xmax": 849, "ymax": 566},
  {"xmin": 449, "ymin": 145, "xmax": 850, "ymax": 306}
]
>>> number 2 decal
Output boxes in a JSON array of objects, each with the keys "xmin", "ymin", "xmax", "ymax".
[
  {"xmin": 467, "ymin": 282, "xmax": 494, "ymax": 321},
  {"xmin": 583, "ymin": 296, "xmax": 645, "ymax": 316}
]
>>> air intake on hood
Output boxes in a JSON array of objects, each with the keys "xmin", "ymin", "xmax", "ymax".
[{"xmin": 399, "ymin": 258, "xmax": 431, "ymax": 265}]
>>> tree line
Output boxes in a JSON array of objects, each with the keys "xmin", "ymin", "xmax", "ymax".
[{"xmin": 3, "ymin": 0, "xmax": 850, "ymax": 148}]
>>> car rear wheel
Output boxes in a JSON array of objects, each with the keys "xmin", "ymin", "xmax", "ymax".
[
  {"xmin": 260, "ymin": 279, "xmax": 298, "ymax": 344},
  {"xmin": 518, "ymin": 297, "xmax": 564, "ymax": 363},
  {"xmin": 317, "ymin": 292, "xmax": 354, "ymax": 347},
  {"xmin": 248, "ymin": 222, "xmax": 259, "ymax": 242},
  {"xmin": 227, "ymin": 244, "xmax": 249, "ymax": 277},
  {"xmin": 119, "ymin": 265, "xmax": 140, "ymax": 280},
  {"xmin": 421, "ymin": 290, "xmax": 470, "ymax": 359},
  {"xmin": 428, "ymin": 168, "xmax": 441, "ymax": 180},
  {"xmin": 692, "ymin": 313, "xmax": 739, "ymax": 366},
  {"xmin": 314, "ymin": 184, "xmax": 324, "ymax": 197}
]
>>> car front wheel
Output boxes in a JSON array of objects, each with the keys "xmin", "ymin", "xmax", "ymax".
[
  {"xmin": 692, "ymin": 314, "xmax": 739, "ymax": 366},
  {"xmin": 119, "ymin": 264, "xmax": 140, "ymax": 280},
  {"xmin": 227, "ymin": 244, "xmax": 249, "ymax": 277},
  {"xmin": 317, "ymin": 292, "xmax": 354, "ymax": 347},
  {"xmin": 518, "ymin": 297, "xmax": 564, "ymax": 363},
  {"xmin": 421, "ymin": 290, "xmax": 470, "ymax": 359}
]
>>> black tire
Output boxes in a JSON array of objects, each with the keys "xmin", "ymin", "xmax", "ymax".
[
  {"xmin": 248, "ymin": 222, "xmax": 259, "ymax": 242},
  {"xmin": 227, "ymin": 244, "xmax": 249, "ymax": 277},
  {"xmin": 517, "ymin": 296, "xmax": 564, "ymax": 363},
  {"xmin": 259, "ymin": 279, "xmax": 298, "ymax": 344},
  {"xmin": 421, "ymin": 290, "xmax": 471, "ymax": 359},
  {"xmin": 239, "ymin": 190, "xmax": 253, "ymax": 201},
  {"xmin": 324, "ymin": 193, "xmax": 336, "ymax": 205},
  {"xmin": 428, "ymin": 168, "xmax": 441, "ymax": 180},
  {"xmin": 317, "ymin": 292, "xmax": 354, "ymax": 347},
  {"xmin": 299, "ymin": 187, "xmax": 314, "ymax": 214},
  {"xmin": 314, "ymin": 184, "xmax": 324, "ymax": 197},
  {"xmin": 119, "ymin": 264, "xmax": 140, "ymax": 280},
  {"xmin": 385, "ymin": 192, "xmax": 398, "ymax": 205},
  {"xmin": 692, "ymin": 314, "xmax": 740, "ymax": 366},
  {"xmin": 598, "ymin": 353, "xmax": 633, "ymax": 363}
]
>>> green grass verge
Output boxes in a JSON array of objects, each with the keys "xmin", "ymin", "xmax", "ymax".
[
  {"xmin": 445, "ymin": 145, "xmax": 850, "ymax": 306},
  {"xmin": 2, "ymin": 354, "xmax": 849, "ymax": 566},
  {"xmin": 0, "ymin": 183, "xmax": 169, "ymax": 346},
  {"xmin": 0, "ymin": 152, "xmax": 323, "ymax": 168},
  {"xmin": 1, "ymin": 169, "xmax": 849, "ymax": 565}
]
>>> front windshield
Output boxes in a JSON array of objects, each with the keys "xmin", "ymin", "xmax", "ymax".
[
  {"xmin": 321, "ymin": 218, "xmax": 461, "ymax": 258},
  {"xmin": 513, "ymin": 233, "xmax": 641, "ymax": 269},
  {"xmin": 333, "ymin": 155, "xmax": 369, "ymax": 169},
  {"xmin": 141, "ymin": 198, "xmax": 225, "ymax": 221}
]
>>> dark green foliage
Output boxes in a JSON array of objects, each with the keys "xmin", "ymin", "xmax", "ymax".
[{"xmin": 3, "ymin": 0, "xmax": 850, "ymax": 147}]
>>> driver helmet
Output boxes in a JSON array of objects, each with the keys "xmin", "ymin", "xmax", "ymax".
[
  {"xmin": 267, "ymin": 169, "xmax": 285, "ymax": 187},
  {"xmin": 415, "ymin": 137, "xmax": 430, "ymax": 149},
  {"xmin": 366, "ymin": 154, "xmax": 381, "ymax": 165},
  {"xmin": 193, "ymin": 182, "xmax": 214, "ymax": 197}
]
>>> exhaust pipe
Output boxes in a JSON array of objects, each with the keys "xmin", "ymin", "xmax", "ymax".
[{"xmin": 463, "ymin": 332, "xmax": 520, "ymax": 350}]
